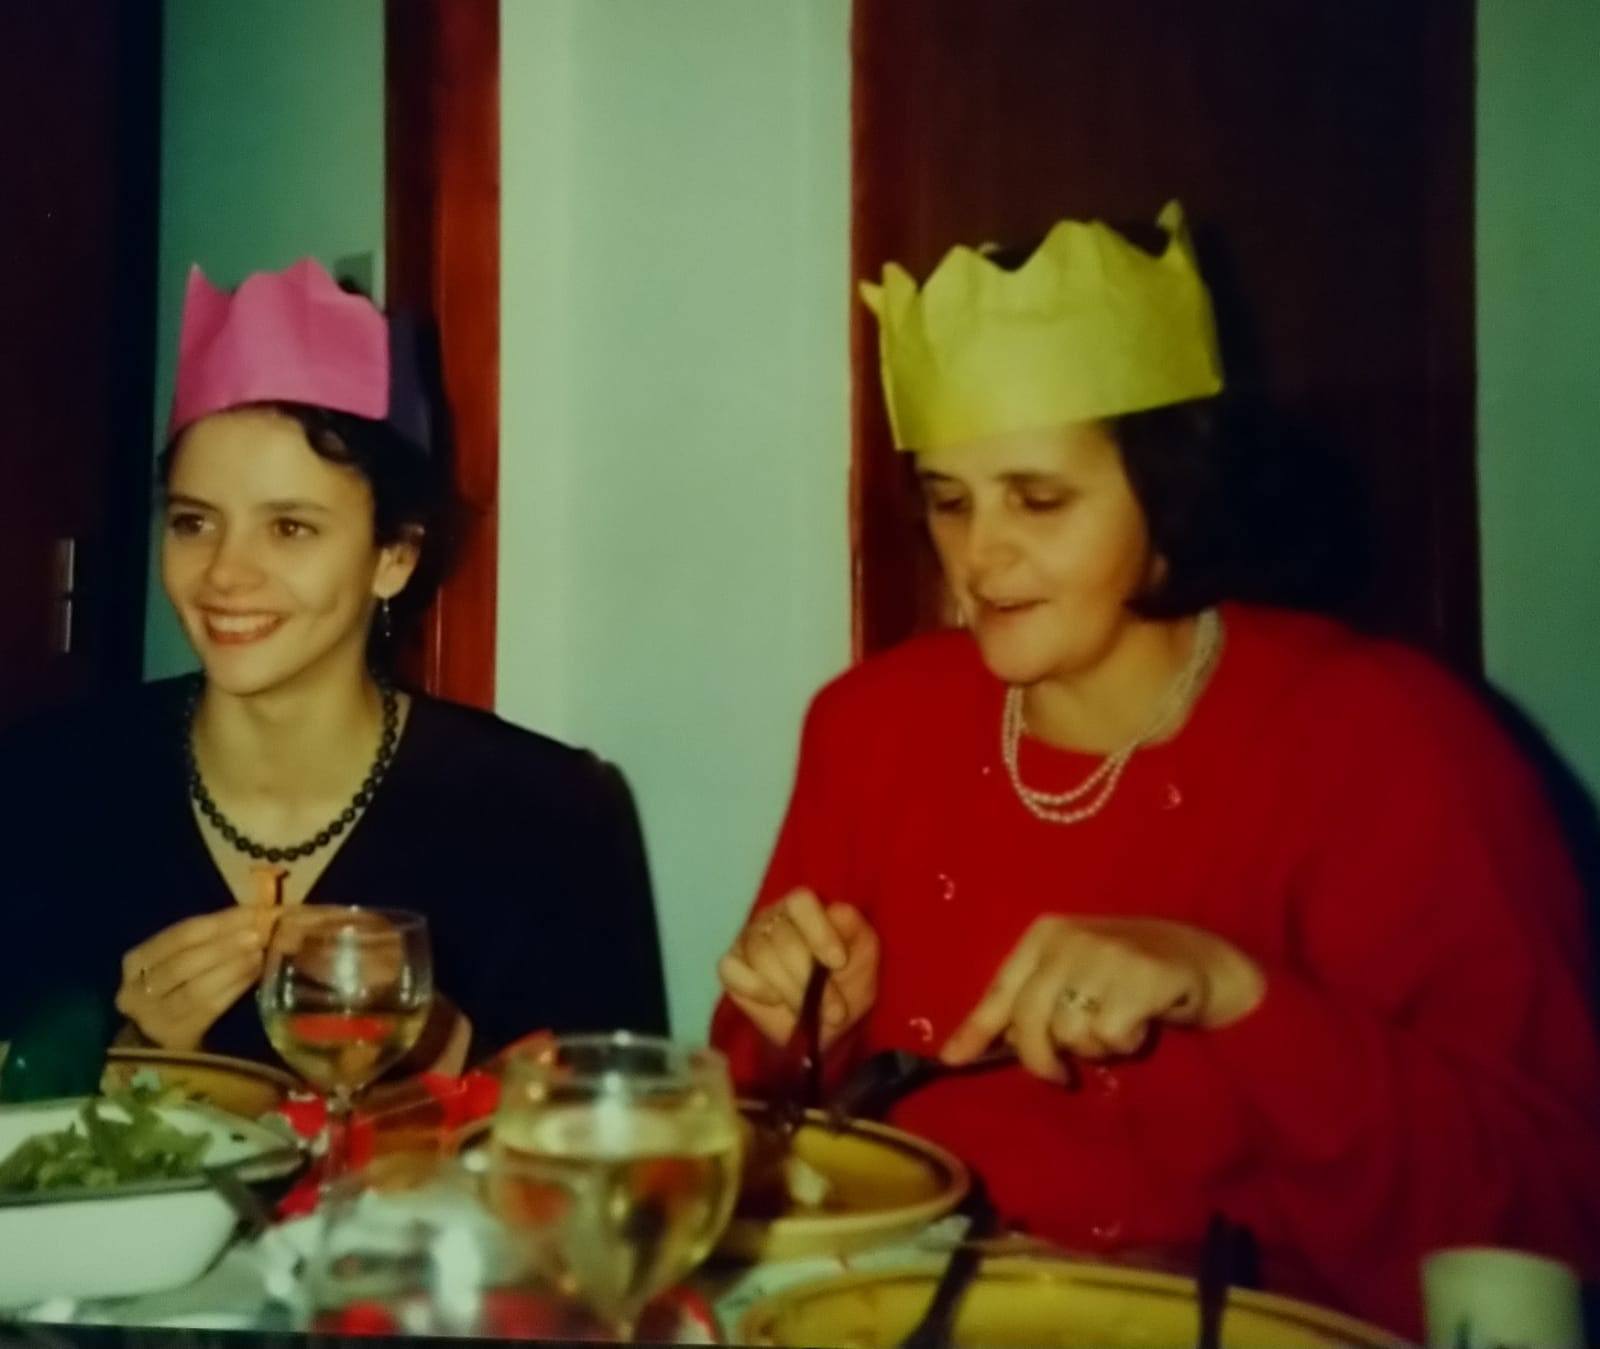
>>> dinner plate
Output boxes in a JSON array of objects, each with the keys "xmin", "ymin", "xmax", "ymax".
[
  {"xmin": 455, "ymin": 1104, "xmax": 968, "ymax": 1265},
  {"xmin": 718, "ymin": 1106, "xmax": 969, "ymax": 1263},
  {"xmin": 737, "ymin": 1255, "xmax": 1410, "ymax": 1348},
  {"xmin": 102, "ymin": 1047, "xmax": 299, "ymax": 1119}
]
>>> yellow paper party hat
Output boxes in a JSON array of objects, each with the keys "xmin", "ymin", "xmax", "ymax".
[{"xmin": 860, "ymin": 201, "xmax": 1224, "ymax": 452}]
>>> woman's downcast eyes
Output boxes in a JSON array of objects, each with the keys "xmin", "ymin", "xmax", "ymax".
[
  {"xmin": 924, "ymin": 490, "xmax": 968, "ymax": 516},
  {"xmin": 1018, "ymin": 489, "xmax": 1072, "ymax": 513},
  {"xmin": 921, "ymin": 487, "xmax": 1075, "ymax": 517}
]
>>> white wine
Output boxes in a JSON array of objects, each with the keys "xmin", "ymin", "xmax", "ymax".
[
  {"xmin": 263, "ymin": 1007, "xmax": 427, "ymax": 1093},
  {"xmin": 487, "ymin": 1102, "xmax": 740, "ymax": 1326}
]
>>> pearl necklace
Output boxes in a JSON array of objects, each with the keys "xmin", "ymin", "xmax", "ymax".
[{"xmin": 1000, "ymin": 608, "xmax": 1224, "ymax": 825}]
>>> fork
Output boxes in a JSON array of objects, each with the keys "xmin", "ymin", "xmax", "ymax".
[
  {"xmin": 762, "ymin": 960, "xmax": 829, "ymax": 1137},
  {"xmin": 1196, "ymin": 1212, "xmax": 1257, "ymax": 1349},
  {"xmin": 826, "ymin": 1043, "xmax": 1073, "ymax": 1127}
]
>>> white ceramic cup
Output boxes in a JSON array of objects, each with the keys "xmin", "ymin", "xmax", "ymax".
[{"xmin": 1421, "ymin": 1246, "xmax": 1585, "ymax": 1349}]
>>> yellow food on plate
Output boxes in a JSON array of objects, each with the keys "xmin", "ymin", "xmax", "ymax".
[
  {"xmin": 736, "ymin": 1112, "xmax": 837, "ymax": 1219},
  {"xmin": 718, "ymin": 1106, "xmax": 968, "ymax": 1262}
]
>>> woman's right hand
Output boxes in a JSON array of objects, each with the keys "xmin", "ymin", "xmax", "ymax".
[
  {"xmin": 116, "ymin": 906, "xmax": 274, "ymax": 1051},
  {"xmin": 717, "ymin": 888, "xmax": 879, "ymax": 1051}
]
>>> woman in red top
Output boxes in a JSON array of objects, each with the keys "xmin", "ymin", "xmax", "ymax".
[{"xmin": 709, "ymin": 204, "xmax": 1600, "ymax": 1337}]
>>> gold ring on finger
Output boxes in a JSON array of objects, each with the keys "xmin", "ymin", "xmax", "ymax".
[{"xmin": 1058, "ymin": 987, "xmax": 1102, "ymax": 1017}]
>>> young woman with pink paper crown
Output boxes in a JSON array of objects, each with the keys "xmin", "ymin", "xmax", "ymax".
[
  {"xmin": 710, "ymin": 203, "xmax": 1600, "ymax": 1338},
  {"xmin": 0, "ymin": 259, "xmax": 666, "ymax": 1068}
]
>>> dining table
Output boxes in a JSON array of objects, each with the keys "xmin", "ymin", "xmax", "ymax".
[
  {"xmin": 0, "ymin": 1042, "xmax": 980, "ymax": 1347},
  {"xmin": 0, "ymin": 1195, "xmax": 977, "ymax": 1345},
  {"xmin": 0, "ymin": 1046, "xmax": 1431, "ymax": 1349}
]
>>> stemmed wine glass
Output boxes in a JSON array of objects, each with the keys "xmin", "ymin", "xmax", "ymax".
[
  {"xmin": 485, "ymin": 1032, "xmax": 740, "ymax": 1340},
  {"xmin": 258, "ymin": 906, "xmax": 433, "ymax": 1183}
]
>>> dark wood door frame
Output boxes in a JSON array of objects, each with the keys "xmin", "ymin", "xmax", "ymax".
[
  {"xmin": 0, "ymin": 1, "xmax": 158, "ymax": 728},
  {"xmin": 385, "ymin": 0, "xmax": 500, "ymax": 709},
  {"xmin": 384, "ymin": 1, "xmax": 1481, "ymax": 699}
]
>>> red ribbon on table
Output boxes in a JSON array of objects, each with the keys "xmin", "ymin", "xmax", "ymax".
[{"xmin": 319, "ymin": 1286, "xmax": 719, "ymax": 1341}]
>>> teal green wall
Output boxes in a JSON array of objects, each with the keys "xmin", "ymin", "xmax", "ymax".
[
  {"xmin": 144, "ymin": 0, "xmax": 385, "ymax": 678},
  {"xmin": 497, "ymin": 0, "xmax": 853, "ymax": 1035},
  {"xmin": 1478, "ymin": 0, "xmax": 1600, "ymax": 802}
]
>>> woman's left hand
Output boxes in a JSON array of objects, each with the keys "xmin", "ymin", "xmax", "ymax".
[{"xmin": 939, "ymin": 916, "xmax": 1265, "ymax": 1082}]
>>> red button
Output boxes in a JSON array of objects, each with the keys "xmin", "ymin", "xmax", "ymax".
[
  {"xmin": 1089, "ymin": 1218, "xmax": 1126, "ymax": 1243},
  {"xmin": 907, "ymin": 1016, "xmax": 934, "ymax": 1045},
  {"xmin": 1161, "ymin": 783, "xmax": 1184, "ymax": 810}
]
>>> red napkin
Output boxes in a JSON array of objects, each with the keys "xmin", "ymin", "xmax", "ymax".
[
  {"xmin": 273, "ymin": 1071, "xmax": 502, "ymax": 1218},
  {"xmin": 318, "ymin": 1286, "xmax": 718, "ymax": 1341},
  {"xmin": 270, "ymin": 1067, "xmax": 721, "ymax": 1342}
]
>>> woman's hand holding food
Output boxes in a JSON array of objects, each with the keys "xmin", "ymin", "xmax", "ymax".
[
  {"xmin": 940, "ymin": 915, "xmax": 1265, "ymax": 1082},
  {"xmin": 116, "ymin": 906, "xmax": 275, "ymax": 1051},
  {"xmin": 718, "ymin": 888, "xmax": 880, "ymax": 1052}
]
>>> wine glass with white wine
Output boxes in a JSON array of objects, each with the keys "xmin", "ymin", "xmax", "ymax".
[
  {"xmin": 258, "ymin": 906, "xmax": 433, "ymax": 1183},
  {"xmin": 486, "ymin": 1032, "xmax": 740, "ymax": 1340}
]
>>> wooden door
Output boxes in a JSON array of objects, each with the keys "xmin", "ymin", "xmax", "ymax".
[
  {"xmin": 0, "ymin": 1, "xmax": 159, "ymax": 728},
  {"xmin": 385, "ymin": 0, "xmax": 500, "ymax": 710},
  {"xmin": 851, "ymin": 0, "xmax": 1477, "ymax": 671}
]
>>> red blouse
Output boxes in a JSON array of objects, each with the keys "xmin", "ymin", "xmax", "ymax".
[{"xmin": 710, "ymin": 604, "xmax": 1600, "ymax": 1338}]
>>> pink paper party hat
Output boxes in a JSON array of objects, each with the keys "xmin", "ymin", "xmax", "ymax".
[{"xmin": 168, "ymin": 258, "xmax": 390, "ymax": 440}]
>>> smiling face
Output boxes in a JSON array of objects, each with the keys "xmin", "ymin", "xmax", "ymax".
[
  {"xmin": 160, "ymin": 407, "xmax": 419, "ymax": 699},
  {"xmin": 917, "ymin": 421, "xmax": 1161, "ymax": 687}
]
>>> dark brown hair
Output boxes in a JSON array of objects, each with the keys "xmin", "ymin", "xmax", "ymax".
[
  {"xmin": 159, "ymin": 403, "xmax": 461, "ymax": 667},
  {"xmin": 1111, "ymin": 397, "xmax": 1368, "ymax": 618}
]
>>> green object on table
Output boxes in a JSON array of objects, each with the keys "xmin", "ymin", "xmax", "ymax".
[{"xmin": 0, "ymin": 986, "xmax": 112, "ymax": 1103}]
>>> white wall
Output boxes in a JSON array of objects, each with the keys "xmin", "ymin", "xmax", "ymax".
[
  {"xmin": 145, "ymin": 0, "xmax": 385, "ymax": 678},
  {"xmin": 1477, "ymin": 0, "xmax": 1600, "ymax": 801},
  {"xmin": 498, "ymin": 0, "xmax": 853, "ymax": 1035}
]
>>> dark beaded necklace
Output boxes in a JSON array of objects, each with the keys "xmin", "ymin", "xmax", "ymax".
[{"xmin": 183, "ymin": 679, "xmax": 400, "ymax": 866}]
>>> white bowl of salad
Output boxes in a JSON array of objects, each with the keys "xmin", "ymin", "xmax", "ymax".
[{"xmin": 0, "ymin": 1089, "xmax": 303, "ymax": 1307}]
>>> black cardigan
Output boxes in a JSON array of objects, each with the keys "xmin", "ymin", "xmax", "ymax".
[{"xmin": 0, "ymin": 679, "xmax": 668, "ymax": 1061}]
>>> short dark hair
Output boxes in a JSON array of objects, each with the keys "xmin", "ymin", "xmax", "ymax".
[
  {"xmin": 1111, "ymin": 396, "xmax": 1368, "ymax": 618},
  {"xmin": 158, "ymin": 403, "xmax": 461, "ymax": 664}
]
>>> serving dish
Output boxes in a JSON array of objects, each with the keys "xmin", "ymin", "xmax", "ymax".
[{"xmin": 0, "ymin": 1096, "xmax": 303, "ymax": 1307}]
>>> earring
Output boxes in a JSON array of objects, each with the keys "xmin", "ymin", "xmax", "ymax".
[{"xmin": 380, "ymin": 597, "xmax": 393, "ymax": 640}]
